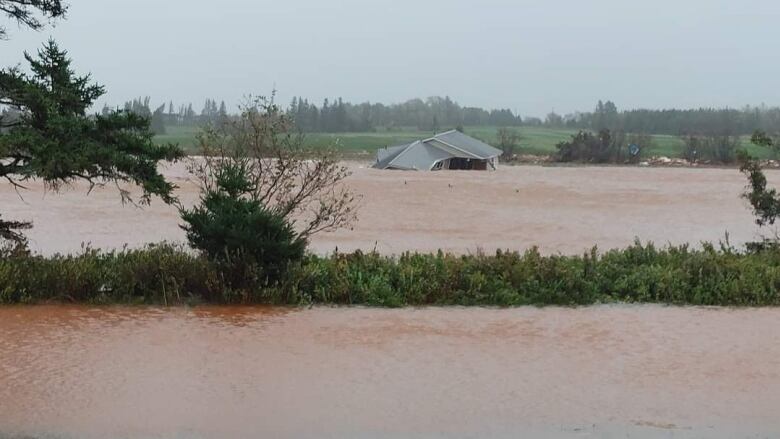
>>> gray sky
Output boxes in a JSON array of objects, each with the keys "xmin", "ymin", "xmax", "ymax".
[{"xmin": 2, "ymin": 0, "xmax": 780, "ymax": 117}]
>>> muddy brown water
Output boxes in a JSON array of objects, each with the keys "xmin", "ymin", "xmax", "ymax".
[
  {"xmin": 1, "ymin": 305, "xmax": 779, "ymax": 438},
  {"xmin": 1, "ymin": 162, "xmax": 778, "ymax": 256},
  {"xmin": 3, "ymin": 164, "xmax": 780, "ymax": 438}
]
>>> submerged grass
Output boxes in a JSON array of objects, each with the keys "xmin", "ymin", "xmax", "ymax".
[
  {"xmin": 0, "ymin": 244, "xmax": 218, "ymax": 305},
  {"xmin": 2, "ymin": 240, "xmax": 780, "ymax": 306}
]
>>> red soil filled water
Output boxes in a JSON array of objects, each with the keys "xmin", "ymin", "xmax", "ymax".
[
  {"xmin": 1, "ymin": 305, "xmax": 779, "ymax": 438},
  {"xmin": 0, "ymin": 162, "xmax": 776, "ymax": 256}
]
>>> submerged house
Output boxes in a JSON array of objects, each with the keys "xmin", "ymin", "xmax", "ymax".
[{"xmin": 374, "ymin": 130, "xmax": 502, "ymax": 171}]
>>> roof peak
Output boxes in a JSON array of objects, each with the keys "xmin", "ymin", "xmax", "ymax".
[{"xmin": 434, "ymin": 129, "xmax": 458, "ymax": 137}]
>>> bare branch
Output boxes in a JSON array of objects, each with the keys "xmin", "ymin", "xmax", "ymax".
[{"xmin": 189, "ymin": 95, "xmax": 359, "ymax": 241}]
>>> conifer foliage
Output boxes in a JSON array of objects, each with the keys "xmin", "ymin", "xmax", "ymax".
[{"xmin": 0, "ymin": 40, "xmax": 183, "ymax": 243}]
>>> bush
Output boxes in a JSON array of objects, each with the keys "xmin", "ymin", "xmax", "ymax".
[
  {"xmin": 682, "ymin": 134, "xmax": 741, "ymax": 163},
  {"xmin": 286, "ymin": 242, "xmax": 780, "ymax": 307},
  {"xmin": 496, "ymin": 127, "xmax": 521, "ymax": 160},
  {"xmin": 180, "ymin": 162, "xmax": 306, "ymax": 288},
  {"xmin": 555, "ymin": 129, "xmax": 644, "ymax": 163},
  {"xmin": 0, "ymin": 243, "xmax": 219, "ymax": 305}
]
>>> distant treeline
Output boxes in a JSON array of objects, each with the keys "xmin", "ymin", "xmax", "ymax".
[
  {"xmin": 111, "ymin": 95, "xmax": 522, "ymax": 134},
  {"xmin": 288, "ymin": 97, "xmax": 780, "ymax": 135},
  {"xmin": 101, "ymin": 97, "xmax": 229, "ymax": 134},
  {"xmin": 287, "ymin": 96, "xmax": 521, "ymax": 132},
  {"xmin": 104, "ymin": 96, "xmax": 780, "ymax": 136},
  {"xmin": 547, "ymin": 100, "xmax": 780, "ymax": 136}
]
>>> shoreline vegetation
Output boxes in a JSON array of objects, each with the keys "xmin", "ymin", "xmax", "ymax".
[{"xmin": 3, "ymin": 240, "xmax": 780, "ymax": 307}]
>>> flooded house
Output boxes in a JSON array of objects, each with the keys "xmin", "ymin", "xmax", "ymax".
[{"xmin": 374, "ymin": 130, "xmax": 502, "ymax": 171}]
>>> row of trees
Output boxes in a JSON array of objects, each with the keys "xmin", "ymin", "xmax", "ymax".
[
  {"xmin": 99, "ymin": 97, "xmax": 230, "ymax": 134},
  {"xmin": 101, "ymin": 95, "xmax": 523, "ymax": 135},
  {"xmin": 288, "ymin": 95, "xmax": 521, "ymax": 132},
  {"xmin": 96, "ymin": 95, "xmax": 780, "ymax": 138},
  {"xmin": 544, "ymin": 100, "xmax": 780, "ymax": 136},
  {"xmin": 284, "ymin": 97, "xmax": 780, "ymax": 136}
]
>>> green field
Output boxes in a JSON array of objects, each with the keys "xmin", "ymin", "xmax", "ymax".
[
  {"xmin": 155, "ymin": 125, "xmax": 774, "ymax": 160},
  {"xmin": 303, "ymin": 126, "xmax": 587, "ymax": 156},
  {"xmin": 154, "ymin": 125, "xmax": 202, "ymax": 150}
]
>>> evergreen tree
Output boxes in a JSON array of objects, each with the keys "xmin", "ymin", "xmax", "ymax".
[
  {"xmin": 166, "ymin": 100, "xmax": 175, "ymax": 126},
  {"xmin": 151, "ymin": 103, "xmax": 166, "ymax": 134},
  {"xmin": 218, "ymin": 100, "xmax": 227, "ymax": 123},
  {"xmin": 185, "ymin": 103, "xmax": 195, "ymax": 123},
  {"xmin": 201, "ymin": 98, "xmax": 212, "ymax": 121},
  {"xmin": 0, "ymin": 40, "xmax": 183, "ymax": 242},
  {"xmin": 322, "ymin": 98, "xmax": 330, "ymax": 132},
  {"xmin": 0, "ymin": 0, "xmax": 66, "ymax": 38}
]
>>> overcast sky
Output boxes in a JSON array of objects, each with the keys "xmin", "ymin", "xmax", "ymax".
[{"xmin": 2, "ymin": 0, "xmax": 780, "ymax": 116}]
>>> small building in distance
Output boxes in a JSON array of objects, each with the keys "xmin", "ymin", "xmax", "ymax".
[{"xmin": 374, "ymin": 130, "xmax": 502, "ymax": 171}]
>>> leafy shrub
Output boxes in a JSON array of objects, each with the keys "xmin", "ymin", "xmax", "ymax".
[
  {"xmin": 0, "ymin": 243, "xmax": 219, "ymax": 304},
  {"xmin": 180, "ymin": 162, "xmax": 306, "ymax": 288},
  {"xmin": 681, "ymin": 134, "xmax": 741, "ymax": 163},
  {"xmin": 496, "ymin": 127, "xmax": 521, "ymax": 160},
  {"xmin": 556, "ymin": 129, "xmax": 643, "ymax": 163},
  {"xmin": 2, "ymin": 241, "xmax": 780, "ymax": 307},
  {"xmin": 284, "ymin": 242, "xmax": 780, "ymax": 307}
]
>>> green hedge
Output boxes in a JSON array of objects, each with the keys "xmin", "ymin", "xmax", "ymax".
[{"xmin": 2, "ymin": 241, "xmax": 780, "ymax": 306}]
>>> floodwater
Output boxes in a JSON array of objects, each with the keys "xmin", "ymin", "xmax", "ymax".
[
  {"xmin": 1, "ymin": 162, "xmax": 777, "ymax": 256},
  {"xmin": 1, "ymin": 305, "xmax": 779, "ymax": 438}
]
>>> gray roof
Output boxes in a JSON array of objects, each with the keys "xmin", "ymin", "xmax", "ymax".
[
  {"xmin": 375, "ymin": 143, "xmax": 410, "ymax": 169},
  {"xmin": 388, "ymin": 141, "xmax": 454, "ymax": 170},
  {"xmin": 433, "ymin": 130, "xmax": 503, "ymax": 159},
  {"xmin": 374, "ymin": 130, "xmax": 502, "ymax": 170}
]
